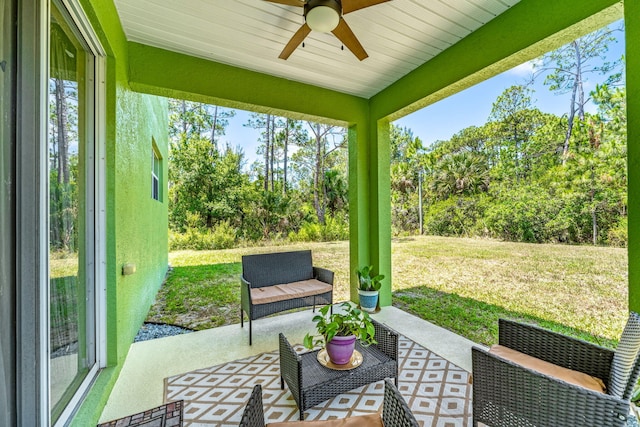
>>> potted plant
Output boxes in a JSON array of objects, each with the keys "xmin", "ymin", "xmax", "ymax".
[
  {"xmin": 303, "ymin": 302, "xmax": 376, "ymax": 365},
  {"xmin": 356, "ymin": 265, "xmax": 385, "ymax": 313}
]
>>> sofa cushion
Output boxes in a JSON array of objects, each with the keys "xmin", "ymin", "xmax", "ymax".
[
  {"xmin": 489, "ymin": 344, "xmax": 606, "ymax": 393},
  {"xmin": 251, "ymin": 279, "xmax": 333, "ymax": 305},
  {"xmin": 267, "ymin": 412, "xmax": 382, "ymax": 427}
]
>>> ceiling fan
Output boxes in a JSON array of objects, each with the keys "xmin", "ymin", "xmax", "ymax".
[{"xmin": 264, "ymin": 0, "xmax": 391, "ymax": 61}]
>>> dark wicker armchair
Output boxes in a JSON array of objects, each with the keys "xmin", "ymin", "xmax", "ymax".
[
  {"xmin": 472, "ymin": 312, "xmax": 640, "ymax": 427},
  {"xmin": 238, "ymin": 378, "xmax": 419, "ymax": 427}
]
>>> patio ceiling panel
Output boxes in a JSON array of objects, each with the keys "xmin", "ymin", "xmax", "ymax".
[
  {"xmin": 114, "ymin": 0, "xmax": 522, "ymax": 98},
  {"xmin": 370, "ymin": 0, "xmax": 624, "ymax": 121}
]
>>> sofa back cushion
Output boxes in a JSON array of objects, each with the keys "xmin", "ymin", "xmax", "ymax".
[{"xmin": 242, "ymin": 250, "xmax": 314, "ymax": 288}]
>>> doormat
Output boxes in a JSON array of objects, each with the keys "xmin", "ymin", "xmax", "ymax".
[
  {"xmin": 164, "ymin": 336, "xmax": 471, "ymax": 426},
  {"xmin": 98, "ymin": 400, "xmax": 183, "ymax": 427}
]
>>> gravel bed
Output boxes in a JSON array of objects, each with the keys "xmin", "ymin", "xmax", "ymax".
[{"xmin": 134, "ymin": 322, "xmax": 193, "ymax": 342}]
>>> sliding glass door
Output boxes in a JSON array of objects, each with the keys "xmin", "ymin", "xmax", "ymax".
[{"xmin": 48, "ymin": 1, "xmax": 101, "ymax": 423}]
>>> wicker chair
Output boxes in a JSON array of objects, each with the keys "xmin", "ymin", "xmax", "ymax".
[
  {"xmin": 238, "ymin": 378, "xmax": 419, "ymax": 427},
  {"xmin": 472, "ymin": 312, "xmax": 640, "ymax": 427}
]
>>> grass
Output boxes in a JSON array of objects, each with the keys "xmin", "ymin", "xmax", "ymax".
[{"xmin": 147, "ymin": 236, "xmax": 628, "ymax": 347}]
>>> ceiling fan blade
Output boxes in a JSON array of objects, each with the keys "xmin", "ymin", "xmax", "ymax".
[
  {"xmin": 263, "ymin": 0, "xmax": 304, "ymax": 7},
  {"xmin": 342, "ymin": 0, "xmax": 391, "ymax": 14},
  {"xmin": 331, "ymin": 17, "xmax": 368, "ymax": 60},
  {"xmin": 279, "ymin": 23, "xmax": 312, "ymax": 59}
]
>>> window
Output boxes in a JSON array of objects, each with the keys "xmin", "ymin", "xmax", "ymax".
[{"xmin": 152, "ymin": 144, "xmax": 162, "ymax": 201}]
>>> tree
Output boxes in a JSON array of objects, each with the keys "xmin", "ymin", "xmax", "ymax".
[
  {"xmin": 245, "ymin": 113, "xmax": 277, "ymax": 191},
  {"xmin": 429, "ymin": 151, "xmax": 490, "ymax": 200},
  {"xmin": 389, "ymin": 125, "xmax": 425, "ymax": 234},
  {"xmin": 209, "ymin": 104, "xmax": 236, "ymax": 144},
  {"xmin": 168, "ymin": 100, "xmax": 246, "ymax": 231},
  {"xmin": 275, "ymin": 118, "xmax": 307, "ymax": 194},
  {"xmin": 488, "ymin": 85, "xmax": 547, "ymax": 183},
  {"xmin": 169, "ymin": 136, "xmax": 248, "ymax": 230},
  {"xmin": 535, "ymin": 26, "xmax": 622, "ymax": 162},
  {"xmin": 293, "ymin": 123, "xmax": 346, "ymax": 224}
]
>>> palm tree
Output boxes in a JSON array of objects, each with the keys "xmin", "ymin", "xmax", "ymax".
[{"xmin": 430, "ymin": 152, "xmax": 490, "ymax": 200}]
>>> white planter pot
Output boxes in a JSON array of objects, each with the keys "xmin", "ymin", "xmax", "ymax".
[{"xmin": 358, "ymin": 289, "xmax": 379, "ymax": 313}]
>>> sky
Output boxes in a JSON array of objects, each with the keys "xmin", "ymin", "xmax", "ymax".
[{"xmin": 218, "ymin": 22, "xmax": 625, "ymax": 167}]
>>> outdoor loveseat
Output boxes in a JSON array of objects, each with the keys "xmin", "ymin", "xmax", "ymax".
[
  {"xmin": 240, "ymin": 250, "xmax": 334, "ymax": 344},
  {"xmin": 239, "ymin": 378, "xmax": 419, "ymax": 427}
]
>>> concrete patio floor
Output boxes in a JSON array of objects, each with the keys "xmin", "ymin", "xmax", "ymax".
[{"xmin": 99, "ymin": 306, "xmax": 481, "ymax": 423}]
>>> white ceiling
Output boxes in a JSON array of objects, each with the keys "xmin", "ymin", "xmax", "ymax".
[{"xmin": 113, "ymin": 0, "xmax": 521, "ymax": 98}]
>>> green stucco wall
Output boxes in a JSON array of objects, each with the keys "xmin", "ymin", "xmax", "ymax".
[
  {"xmin": 69, "ymin": 1, "xmax": 169, "ymax": 426},
  {"xmin": 626, "ymin": 0, "xmax": 640, "ymax": 312},
  {"xmin": 113, "ymin": 88, "xmax": 169, "ymax": 359}
]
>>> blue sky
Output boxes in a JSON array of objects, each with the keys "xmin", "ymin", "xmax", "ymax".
[{"xmin": 220, "ymin": 22, "xmax": 625, "ymax": 166}]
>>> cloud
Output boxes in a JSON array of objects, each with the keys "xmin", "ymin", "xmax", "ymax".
[{"xmin": 508, "ymin": 59, "xmax": 542, "ymax": 77}]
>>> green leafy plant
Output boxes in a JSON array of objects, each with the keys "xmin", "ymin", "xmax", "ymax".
[
  {"xmin": 356, "ymin": 265, "xmax": 385, "ymax": 292},
  {"xmin": 303, "ymin": 302, "xmax": 376, "ymax": 350}
]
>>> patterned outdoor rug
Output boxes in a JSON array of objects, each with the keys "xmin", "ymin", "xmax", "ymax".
[
  {"xmin": 164, "ymin": 336, "xmax": 471, "ymax": 426},
  {"xmin": 98, "ymin": 401, "xmax": 183, "ymax": 427}
]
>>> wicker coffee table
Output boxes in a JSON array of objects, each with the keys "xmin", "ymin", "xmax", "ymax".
[{"xmin": 278, "ymin": 319, "xmax": 399, "ymax": 420}]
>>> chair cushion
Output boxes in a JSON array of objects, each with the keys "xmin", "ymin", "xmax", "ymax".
[
  {"xmin": 608, "ymin": 311, "xmax": 640, "ymax": 398},
  {"xmin": 267, "ymin": 412, "xmax": 383, "ymax": 427},
  {"xmin": 489, "ymin": 344, "xmax": 606, "ymax": 393},
  {"xmin": 250, "ymin": 279, "xmax": 333, "ymax": 305}
]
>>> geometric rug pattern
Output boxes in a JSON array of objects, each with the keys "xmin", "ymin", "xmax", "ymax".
[{"xmin": 164, "ymin": 336, "xmax": 472, "ymax": 426}]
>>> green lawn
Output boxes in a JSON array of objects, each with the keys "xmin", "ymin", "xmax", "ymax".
[{"xmin": 147, "ymin": 236, "xmax": 628, "ymax": 347}]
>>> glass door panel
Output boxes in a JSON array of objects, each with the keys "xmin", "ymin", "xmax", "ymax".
[{"xmin": 48, "ymin": 2, "xmax": 96, "ymax": 422}]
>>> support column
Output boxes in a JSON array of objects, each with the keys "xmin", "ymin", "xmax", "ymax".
[
  {"xmin": 372, "ymin": 119, "xmax": 392, "ymax": 307},
  {"xmin": 626, "ymin": 0, "xmax": 640, "ymax": 312},
  {"xmin": 348, "ymin": 118, "xmax": 392, "ymax": 307},
  {"xmin": 348, "ymin": 123, "xmax": 370, "ymax": 302}
]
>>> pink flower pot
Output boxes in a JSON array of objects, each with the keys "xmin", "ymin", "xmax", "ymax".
[{"xmin": 326, "ymin": 335, "xmax": 356, "ymax": 365}]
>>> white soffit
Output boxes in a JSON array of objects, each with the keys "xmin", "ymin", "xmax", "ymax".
[{"xmin": 114, "ymin": 0, "xmax": 521, "ymax": 98}]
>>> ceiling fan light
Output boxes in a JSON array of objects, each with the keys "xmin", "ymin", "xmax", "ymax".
[{"xmin": 305, "ymin": 0, "xmax": 341, "ymax": 33}]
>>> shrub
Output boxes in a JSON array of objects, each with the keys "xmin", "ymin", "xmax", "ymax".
[
  {"xmin": 607, "ymin": 216, "xmax": 628, "ymax": 247},
  {"xmin": 210, "ymin": 220, "xmax": 237, "ymax": 249},
  {"xmin": 289, "ymin": 222, "xmax": 322, "ymax": 242},
  {"xmin": 321, "ymin": 215, "xmax": 349, "ymax": 241},
  {"xmin": 169, "ymin": 220, "xmax": 237, "ymax": 250},
  {"xmin": 484, "ymin": 187, "xmax": 570, "ymax": 243},
  {"xmin": 288, "ymin": 215, "xmax": 349, "ymax": 242},
  {"xmin": 423, "ymin": 196, "xmax": 486, "ymax": 237}
]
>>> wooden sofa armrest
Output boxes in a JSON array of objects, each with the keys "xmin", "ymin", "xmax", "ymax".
[
  {"xmin": 499, "ymin": 319, "xmax": 614, "ymax": 380},
  {"xmin": 313, "ymin": 266, "xmax": 334, "ymax": 285},
  {"xmin": 239, "ymin": 385, "xmax": 266, "ymax": 427}
]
